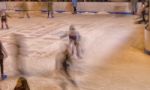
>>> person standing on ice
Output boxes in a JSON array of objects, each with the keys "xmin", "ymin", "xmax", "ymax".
[
  {"xmin": 131, "ymin": 0, "xmax": 138, "ymax": 15},
  {"xmin": 72, "ymin": 0, "xmax": 78, "ymax": 14},
  {"xmin": 47, "ymin": 1, "xmax": 54, "ymax": 18},
  {"xmin": 0, "ymin": 9, "xmax": 9, "ymax": 29},
  {"xmin": 60, "ymin": 25, "xmax": 81, "ymax": 58}
]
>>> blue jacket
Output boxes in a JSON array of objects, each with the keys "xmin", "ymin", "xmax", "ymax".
[{"xmin": 72, "ymin": 0, "xmax": 78, "ymax": 7}]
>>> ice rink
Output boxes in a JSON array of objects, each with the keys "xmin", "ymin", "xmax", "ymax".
[{"xmin": 0, "ymin": 13, "xmax": 150, "ymax": 90}]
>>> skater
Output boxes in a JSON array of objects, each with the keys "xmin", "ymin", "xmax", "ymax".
[
  {"xmin": 0, "ymin": 41, "xmax": 7, "ymax": 80},
  {"xmin": 60, "ymin": 25, "xmax": 81, "ymax": 58},
  {"xmin": 55, "ymin": 45, "xmax": 76, "ymax": 86},
  {"xmin": 21, "ymin": 1, "xmax": 30, "ymax": 18},
  {"xmin": 140, "ymin": 1, "xmax": 148, "ymax": 23},
  {"xmin": 13, "ymin": 34, "xmax": 27, "ymax": 75},
  {"xmin": 72, "ymin": 0, "xmax": 78, "ymax": 14},
  {"xmin": 136, "ymin": 0, "xmax": 145, "ymax": 16},
  {"xmin": 55, "ymin": 46, "xmax": 71, "ymax": 77},
  {"xmin": 136, "ymin": 0, "xmax": 149, "ymax": 24},
  {"xmin": 0, "ymin": 9, "xmax": 9, "ymax": 29},
  {"xmin": 14, "ymin": 77, "xmax": 30, "ymax": 90},
  {"xmin": 47, "ymin": 1, "xmax": 54, "ymax": 18},
  {"xmin": 131, "ymin": 0, "xmax": 138, "ymax": 15}
]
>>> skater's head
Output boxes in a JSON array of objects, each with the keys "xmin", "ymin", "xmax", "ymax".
[
  {"xmin": 48, "ymin": 2, "xmax": 53, "ymax": 4},
  {"xmin": 15, "ymin": 77, "xmax": 30, "ymax": 90},
  {"xmin": 69, "ymin": 25, "xmax": 75, "ymax": 31}
]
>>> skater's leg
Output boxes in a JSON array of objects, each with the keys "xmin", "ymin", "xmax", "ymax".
[
  {"xmin": 73, "ymin": 6, "xmax": 77, "ymax": 14},
  {"xmin": 63, "ymin": 60, "xmax": 70, "ymax": 77},
  {"xmin": 48, "ymin": 11, "xmax": 50, "ymax": 18},
  {"xmin": 69, "ymin": 40, "xmax": 74, "ymax": 55},
  {"xmin": 75, "ymin": 42, "xmax": 81, "ymax": 58},
  {"xmin": 26, "ymin": 11, "xmax": 30, "ymax": 18},
  {"xmin": 6, "ymin": 23, "xmax": 9, "ymax": 29},
  {"xmin": 142, "ymin": 11, "xmax": 146, "ymax": 23},
  {"xmin": 74, "ymin": 6, "xmax": 77, "ymax": 14},
  {"xmin": 1, "ymin": 22, "xmax": 4, "ymax": 29},
  {"xmin": 51, "ymin": 11, "xmax": 54, "ymax": 18},
  {"xmin": 0, "ymin": 60, "xmax": 4, "ymax": 79},
  {"xmin": 5, "ymin": 21, "xmax": 9, "ymax": 29}
]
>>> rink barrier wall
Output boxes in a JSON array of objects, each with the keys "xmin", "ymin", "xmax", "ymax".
[{"xmin": 0, "ymin": 2, "xmax": 142, "ymax": 13}]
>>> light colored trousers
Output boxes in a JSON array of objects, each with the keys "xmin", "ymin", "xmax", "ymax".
[{"xmin": 131, "ymin": 0, "xmax": 138, "ymax": 14}]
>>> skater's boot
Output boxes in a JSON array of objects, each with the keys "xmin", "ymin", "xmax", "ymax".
[
  {"xmin": 6, "ymin": 24, "xmax": 9, "ymax": 29},
  {"xmin": 1, "ymin": 74, "xmax": 7, "ymax": 80},
  {"xmin": 1, "ymin": 24, "xmax": 4, "ymax": 29}
]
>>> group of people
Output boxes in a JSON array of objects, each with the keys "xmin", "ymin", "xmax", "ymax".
[
  {"xmin": 12, "ymin": 26, "xmax": 80, "ymax": 89},
  {"xmin": 0, "ymin": 25, "xmax": 81, "ymax": 82},
  {"xmin": 0, "ymin": 0, "xmax": 78, "ymax": 29},
  {"xmin": 47, "ymin": 0, "xmax": 78, "ymax": 17}
]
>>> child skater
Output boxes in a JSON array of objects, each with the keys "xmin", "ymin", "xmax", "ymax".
[{"xmin": 60, "ymin": 25, "xmax": 81, "ymax": 58}]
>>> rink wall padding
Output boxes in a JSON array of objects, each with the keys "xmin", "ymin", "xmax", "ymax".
[{"xmin": 0, "ymin": 2, "xmax": 142, "ymax": 13}]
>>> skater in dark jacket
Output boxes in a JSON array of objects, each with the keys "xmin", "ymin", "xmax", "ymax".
[
  {"xmin": 55, "ymin": 45, "xmax": 76, "ymax": 86},
  {"xmin": 0, "ymin": 40, "xmax": 7, "ymax": 80},
  {"xmin": 136, "ymin": 0, "xmax": 149, "ymax": 24}
]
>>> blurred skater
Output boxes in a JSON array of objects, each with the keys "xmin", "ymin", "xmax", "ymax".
[
  {"xmin": 13, "ymin": 34, "xmax": 27, "ymax": 75},
  {"xmin": 56, "ymin": 47, "xmax": 71, "ymax": 77},
  {"xmin": 20, "ymin": 1, "xmax": 30, "ymax": 18},
  {"xmin": 0, "ymin": 9, "xmax": 9, "ymax": 29},
  {"xmin": 72, "ymin": 0, "xmax": 78, "ymax": 14},
  {"xmin": 55, "ymin": 45, "xmax": 76, "ymax": 86},
  {"xmin": 47, "ymin": 1, "xmax": 54, "ymax": 18},
  {"xmin": 131, "ymin": 0, "xmax": 138, "ymax": 15},
  {"xmin": 135, "ymin": 0, "xmax": 149, "ymax": 24},
  {"xmin": 60, "ymin": 25, "xmax": 81, "ymax": 58},
  {"xmin": 14, "ymin": 77, "xmax": 30, "ymax": 90},
  {"xmin": 0, "ymin": 41, "xmax": 7, "ymax": 80}
]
